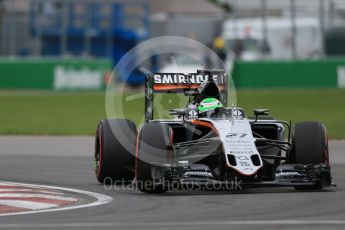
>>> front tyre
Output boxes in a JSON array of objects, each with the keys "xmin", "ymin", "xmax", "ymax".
[
  {"xmin": 136, "ymin": 123, "xmax": 173, "ymax": 194},
  {"xmin": 289, "ymin": 121, "xmax": 330, "ymax": 190},
  {"xmin": 95, "ymin": 119, "xmax": 137, "ymax": 184}
]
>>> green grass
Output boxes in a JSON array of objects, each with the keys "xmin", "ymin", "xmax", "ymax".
[
  {"xmin": 0, "ymin": 89, "xmax": 344, "ymax": 139},
  {"xmin": 0, "ymin": 91, "xmax": 106, "ymax": 135},
  {"xmin": 238, "ymin": 89, "xmax": 345, "ymax": 139}
]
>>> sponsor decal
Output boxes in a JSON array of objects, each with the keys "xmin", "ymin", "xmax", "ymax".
[
  {"xmin": 238, "ymin": 162, "xmax": 252, "ymax": 167},
  {"xmin": 227, "ymin": 154, "xmax": 253, "ymax": 167},
  {"xmin": 229, "ymin": 150, "xmax": 254, "ymax": 155},
  {"xmin": 188, "ymin": 110, "xmax": 198, "ymax": 119},
  {"xmin": 184, "ymin": 171, "xmax": 213, "ymax": 177},
  {"xmin": 243, "ymin": 167, "xmax": 254, "ymax": 171},
  {"xmin": 153, "ymin": 74, "xmax": 224, "ymax": 84},
  {"xmin": 236, "ymin": 156, "xmax": 249, "ymax": 160},
  {"xmin": 226, "ymin": 133, "xmax": 248, "ymax": 138},
  {"xmin": 275, "ymin": 171, "xmax": 302, "ymax": 177},
  {"xmin": 54, "ymin": 66, "xmax": 103, "ymax": 90},
  {"xmin": 201, "ymin": 102, "xmax": 218, "ymax": 107},
  {"xmin": 235, "ymin": 156, "xmax": 252, "ymax": 167},
  {"xmin": 226, "ymin": 140, "xmax": 252, "ymax": 144},
  {"xmin": 233, "ymin": 109, "xmax": 244, "ymax": 120}
]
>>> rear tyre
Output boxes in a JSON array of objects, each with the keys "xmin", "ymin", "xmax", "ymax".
[
  {"xmin": 288, "ymin": 122, "xmax": 329, "ymax": 190},
  {"xmin": 95, "ymin": 119, "xmax": 137, "ymax": 184},
  {"xmin": 136, "ymin": 123, "xmax": 173, "ymax": 194}
]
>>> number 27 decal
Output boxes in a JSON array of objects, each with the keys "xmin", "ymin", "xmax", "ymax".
[{"xmin": 226, "ymin": 133, "xmax": 248, "ymax": 138}]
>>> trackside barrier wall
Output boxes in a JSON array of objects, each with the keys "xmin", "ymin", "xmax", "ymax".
[
  {"xmin": 232, "ymin": 59, "xmax": 345, "ymax": 89},
  {"xmin": 1, "ymin": 59, "xmax": 345, "ymax": 90},
  {"xmin": 0, "ymin": 59, "xmax": 112, "ymax": 90}
]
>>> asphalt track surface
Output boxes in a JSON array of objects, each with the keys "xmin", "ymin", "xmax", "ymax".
[{"xmin": 0, "ymin": 136, "xmax": 344, "ymax": 230}]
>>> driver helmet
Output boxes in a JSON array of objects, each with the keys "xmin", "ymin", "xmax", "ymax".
[{"xmin": 198, "ymin": 98, "xmax": 223, "ymax": 118}]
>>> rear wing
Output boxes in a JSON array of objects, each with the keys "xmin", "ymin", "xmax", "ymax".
[{"xmin": 144, "ymin": 69, "xmax": 228, "ymax": 121}]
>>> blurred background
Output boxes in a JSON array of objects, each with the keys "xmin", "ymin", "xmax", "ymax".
[
  {"xmin": 1, "ymin": 0, "xmax": 345, "ymax": 87},
  {"xmin": 0, "ymin": 0, "xmax": 344, "ymax": 137}
]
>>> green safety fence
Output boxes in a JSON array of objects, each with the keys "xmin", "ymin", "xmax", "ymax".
[
  {"xmin": 232, "ymin": 59, "xmax": 345, "ymax": 89},
  {"xmin": 0, "ymin": 59, "xmax": 112, "ymax": 90},
  {"xmin": 1, "ymin": 58, "xmax": 345, "ymax": 90}
]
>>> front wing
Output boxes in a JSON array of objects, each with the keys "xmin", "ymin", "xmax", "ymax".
[{"xmin": 161, "ymin": 163, "xmax": 334, "ymax": 190}]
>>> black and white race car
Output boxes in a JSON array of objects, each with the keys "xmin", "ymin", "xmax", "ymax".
[{"xmin": 94, "ymin": 69, "xmax": 334, "ymax": 193}]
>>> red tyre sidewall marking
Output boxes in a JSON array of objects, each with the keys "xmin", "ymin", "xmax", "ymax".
[
  {"xmin": 134, "ymin": 131, "xmax": 141, "ymax": 179},
  {"xmin": 96, "ymin": 126, "xmax": 103, "ymax": 178},
  {"xmin": 323, "ymin": 125, "xmax": 329, "ymax": 164}
]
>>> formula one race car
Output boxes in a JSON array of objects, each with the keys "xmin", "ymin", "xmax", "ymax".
[{"xmin": 94, "ymin": 69, "xmax": 334, "ymax": 193}]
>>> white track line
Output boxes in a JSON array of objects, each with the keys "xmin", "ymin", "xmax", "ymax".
[
  {"xmin": 0, "ymin": 181, "xmax": 112, "ymax": 217},
  {"xmin": 0, "ymin": 220, "xmax": 344, "ymax": 228}
]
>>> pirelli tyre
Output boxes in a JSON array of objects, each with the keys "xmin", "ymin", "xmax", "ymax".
[
  {"xmin": 289, "ymin": 121, "xmax": 330, "ymax": 190},
  {"xmin": 136, "ymin": 123, "xmax": 173, "ymax": 194},
  {"xmin": 95, "ymin": 119, "xmax": 137, "ymax": 184}
]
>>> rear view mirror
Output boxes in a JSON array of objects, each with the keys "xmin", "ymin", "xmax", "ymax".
[
  {"xmin": 254, "ymin": 109, "xmax": 269, "ymax": 116},
  {"xmin": 169, "ymin": 109, "xmax": 186, "ymax": 116}
]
